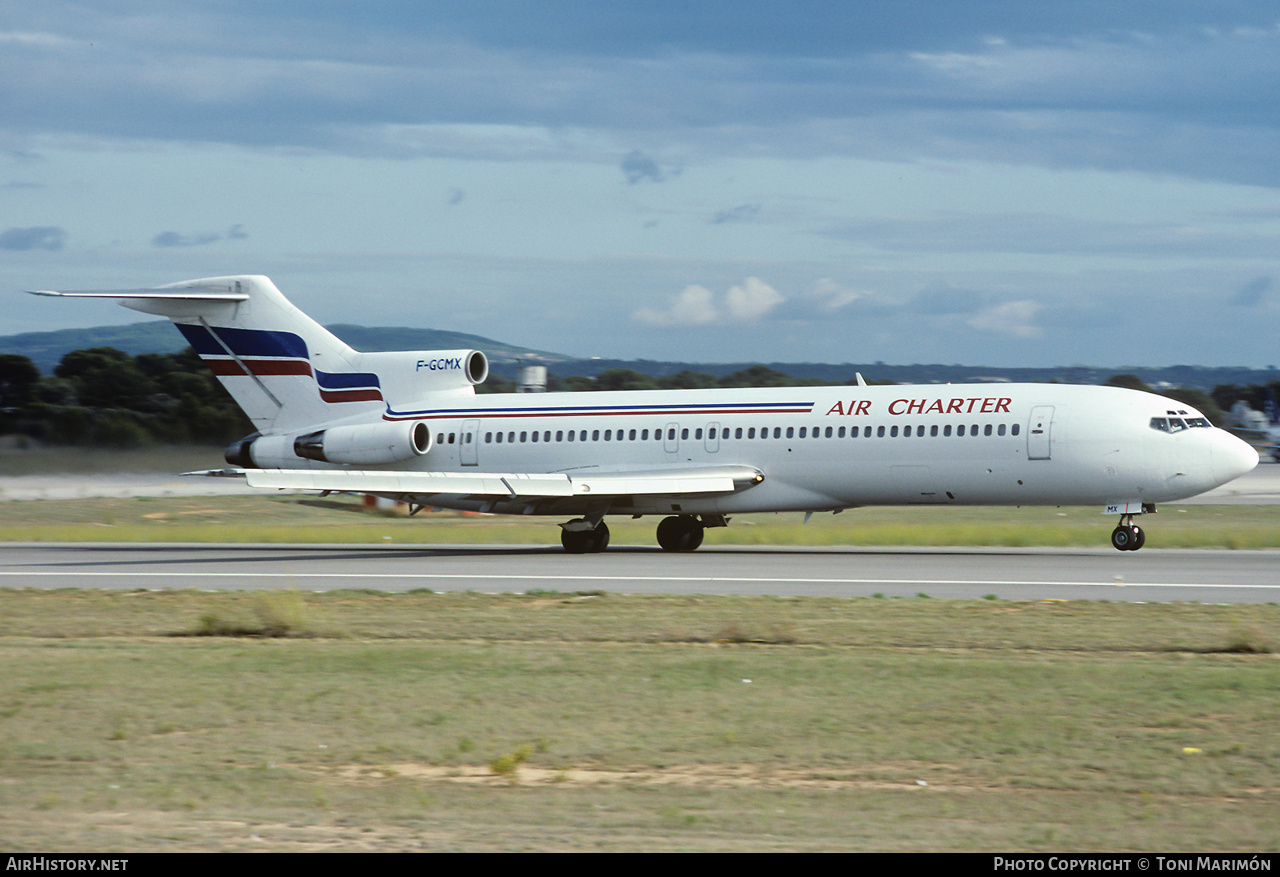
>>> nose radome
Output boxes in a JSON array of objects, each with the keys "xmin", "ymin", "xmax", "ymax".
[{"xmin": 1212, "ymin": 431, "xmax": 1259, "ymax": 486}]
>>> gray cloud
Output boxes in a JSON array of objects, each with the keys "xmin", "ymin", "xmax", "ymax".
[
  {"xmin": 1232, "ymin": 276, "xmax": 1272, "ymax": 307},
  {"xmin": 5, "ymin": 5, "xmax": 1279, "ymax": 185},
  {"xmin": 0, "ymin": 226, "xmax": 65, "ymax": 250},
  {"xmin": 712, "ymin": 204, "xmax": 761, "ymax": 224},
  {"xmin": 621, "ymin": 150, "xmax": 664, "ymax": 184},
  {"xmin": 151, "ymin": 225, "xmax": 247, "ymax": 248}
]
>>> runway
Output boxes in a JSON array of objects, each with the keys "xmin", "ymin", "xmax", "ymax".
[{"xmin": 3, "ymin": 542, "xmax": 1279, "ymax": 603}]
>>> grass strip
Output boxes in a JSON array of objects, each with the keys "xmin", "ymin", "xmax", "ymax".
[
  {"xmin": 0, "ymin": 493, "xmax": 1278, "ymax": 548},
  {"xmin": 1, "ymin": 589, "xmax": 1277, "ymax": 851}
]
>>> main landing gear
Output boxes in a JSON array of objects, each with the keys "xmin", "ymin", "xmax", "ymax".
[
  {"xmin": 1111, "ymin": 514, "xmax": 1146, "ymax": 552},
  {"xmin": 560, "ymin": 519, "xmax": 611, "ymax": 554},
  {"xmin": 656, "ymin": 515, "xmax": 704, "ymax": 552},
  {"xmin": 559, "ymin": 514, "xmax": 722, "ymax": 553}
]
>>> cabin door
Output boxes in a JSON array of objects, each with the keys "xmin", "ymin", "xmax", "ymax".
[
  {"xmin": 1027, "ymin": 406, "xmax": 1054, "ymax": 460},
  {"xmin": 460, "ymin": 419, "xmax": 480, "ymax": 466}
]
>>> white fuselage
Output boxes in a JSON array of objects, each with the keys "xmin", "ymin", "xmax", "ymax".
[{"xmin": 344, "ymin": 382, "xmax": 1256, "ymax": 517}]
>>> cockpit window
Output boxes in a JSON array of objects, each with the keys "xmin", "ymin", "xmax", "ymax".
[{"xmin": 1150, "ymin": 416, "xmax": 1212, "ymax": 432}]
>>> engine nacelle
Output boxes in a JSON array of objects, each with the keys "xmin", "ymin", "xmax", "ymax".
[
  {"xmin": 294, "ymin": 420, "xmax": 432, "ymax": 465},
  {"xmin": 225, "ymin": 420, "xmax": 432, "ymax": 468},
  {"xmin": 354, "ymin": 349, "xmax": 490, "ymax": 399}
]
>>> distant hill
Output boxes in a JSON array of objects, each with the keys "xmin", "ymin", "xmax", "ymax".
[{"xmin": 3, "ymin": 321, "xmax": 1278, "ymax": 392}]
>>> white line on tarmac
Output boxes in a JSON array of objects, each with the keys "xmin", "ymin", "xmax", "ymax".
[{"xmin": 2, "ymin": 570, "xmax": 1276, "ymax": 589}]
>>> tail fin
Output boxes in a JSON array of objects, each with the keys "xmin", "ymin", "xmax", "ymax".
[
  {"xmin": 32, "ymin": 275, "xmax": 490, "ymax": 438},
  {"xmin": 33, "ymin": 276, "xmax": 358, "ymax": 432}
]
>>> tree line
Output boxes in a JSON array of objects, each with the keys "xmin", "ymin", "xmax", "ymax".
[
  {"xmin": 0, "ymin": 348, "xmax": 252, "ymax": 447},
  {"xmin": 0, "ymin": 348, "xmax": 1260, "ymax": 448}
]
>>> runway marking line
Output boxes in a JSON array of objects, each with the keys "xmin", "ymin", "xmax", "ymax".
[{"xmin": 1, "ymin": 571, "xmax": 1277, "ymax": 589}]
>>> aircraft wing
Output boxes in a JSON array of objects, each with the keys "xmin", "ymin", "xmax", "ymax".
[{"xmin": 239, "ymin": 465, "xmax": 764, "ymax": 499}]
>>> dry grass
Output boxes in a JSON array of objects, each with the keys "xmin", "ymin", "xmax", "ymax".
[
  {"xmin": 1, "ymin": 589, "xmax": 1278, "ymax": 851},
  {"xmin": 0, "ymin": 492, "xmax": 1278, "ymax": 549}
]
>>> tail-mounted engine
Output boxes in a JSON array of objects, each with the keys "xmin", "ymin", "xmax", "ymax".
[{"xmin": 225, "ymin": 420, "xmax": 432, "ymax": 468}]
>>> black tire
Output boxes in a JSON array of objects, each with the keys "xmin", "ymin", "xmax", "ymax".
[
  {"xmin": 1111, "ymin": 525, "xmax": 1143, "ymax": 551},
  {"xmin": 587, "ymin": 521, "xmax": 611, "ymax": 553},
  {"xmin": 562, "ymin": 520, "xmax": 592, "ymax": 554},
  {"xmin": 1111, "ymin": 526, "xmax": 1132, "ymax": 551},
  {"xmin": 656, "ymin": 515, "xmax": 704, "ymax": 551}
]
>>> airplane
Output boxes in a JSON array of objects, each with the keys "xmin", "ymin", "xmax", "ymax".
[
  {"xmin": 1228, "ymin": 390, "xmax": 1280, "ymax": 462},
  {"xmin": 31, "ymin": 275, "xmax": 1258, "ymax": 552}
]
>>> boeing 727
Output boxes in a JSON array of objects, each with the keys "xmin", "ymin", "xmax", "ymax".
[{"xmin": 32, "ymin": 275, "xmax": 1258, "ymax": 552}]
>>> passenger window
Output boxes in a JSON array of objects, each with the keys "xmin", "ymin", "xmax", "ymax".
[
  {"xmin": 1011, "ymin": 424, "xmax": 1020, "ymax": 436},
  {"xmin": 984, "ymin": 425, "xmax": 993, "ymax": 436},
  {"xmin": 630, "ymin": 429, "xmax": 637, "ymax": 440},
  {"xmin": 998, "ymin": 424, "xmax": 1006, "ymax": 436},
  {"xmin": 957, "ymin": 425, "xmax": 965, "ymax": 436}
]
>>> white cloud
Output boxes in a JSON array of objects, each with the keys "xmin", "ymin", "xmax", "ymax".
[
  {"xmin": 966, "ymin": 300, "xmax": 1043, "ymax": 339},
  {"xmin": 724, "ymin": 277, "xmax": 784, "ymax": 321},
  {"xmin": 633, "ymin": 278, "xmax": 784, "ymax": 327}
]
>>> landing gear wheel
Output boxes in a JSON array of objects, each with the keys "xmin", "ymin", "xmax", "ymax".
[
  {"xmin": 587, "ymin": 521, "xmax": 610, "ymax": 553},
  {"xmin": 656, "ymin": 515, "xmax": 705, "ymax": 552},
  {"xmin": 1111, "ymin": 525, "xmax": 1144, "ymax": 552},
  {"xmin": 561, "ymin": 520, "xmax": 610, "ymax": 554}
]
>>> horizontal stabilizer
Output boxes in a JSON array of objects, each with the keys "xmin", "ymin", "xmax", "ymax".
[{"xmin": 28, "ymin": 289, "xmax": 248, "ymax": 302}]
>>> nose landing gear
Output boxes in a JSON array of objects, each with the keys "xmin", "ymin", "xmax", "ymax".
[{"xmin": 1111, "ymin": 514, "xmax": 1146, "ymax": 551}]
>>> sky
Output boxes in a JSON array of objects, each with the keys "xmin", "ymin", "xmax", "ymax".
[{"xmin": 4, "ymin": 1, "xmax": 1280, "ymax": 369}]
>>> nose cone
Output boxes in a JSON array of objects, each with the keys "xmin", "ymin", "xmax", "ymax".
[{"xmin": 1212, "ymin": 430, "xmax": 1259, "ymax": 486}]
